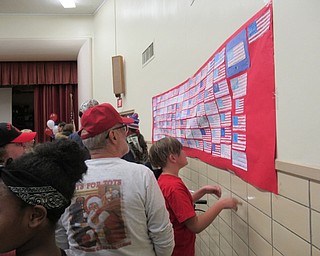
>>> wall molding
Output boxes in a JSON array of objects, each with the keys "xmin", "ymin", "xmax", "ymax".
[{"xmin": 276, "ymin": 160, "xmax": 320, "ymax": 182}]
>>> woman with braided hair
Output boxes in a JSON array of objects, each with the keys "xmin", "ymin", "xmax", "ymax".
[{"xmin": 0, "ymin": 139, "xmax": 88, "ymax": 256}]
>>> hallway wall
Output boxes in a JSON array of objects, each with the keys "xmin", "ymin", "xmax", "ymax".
[
  {"xmin": 182, "ymin": 157, "xmax": 319, "ymax": 255},
  {"xmin": 92, "ymin": 1, "xmax": 320, "ymax": 255}
]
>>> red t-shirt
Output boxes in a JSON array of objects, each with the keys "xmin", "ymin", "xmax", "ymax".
[{"xmin": 158, "ymin": 174, "xmax": 196, "ymax": 256}]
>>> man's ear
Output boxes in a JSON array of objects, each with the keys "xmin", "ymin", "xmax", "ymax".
[{"xmin": 28, "ymin": 205, "xmax": 47, "ymax": 228}]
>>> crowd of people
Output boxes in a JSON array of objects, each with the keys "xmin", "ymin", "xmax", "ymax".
[{"xmin": 0, "ymin": 99, "xmax": 241, "ymax": 256}]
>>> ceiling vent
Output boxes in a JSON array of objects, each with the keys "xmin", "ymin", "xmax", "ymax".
[{"xmin": 142, "ymin": 42, "xmax": 154, "ymax": 66}]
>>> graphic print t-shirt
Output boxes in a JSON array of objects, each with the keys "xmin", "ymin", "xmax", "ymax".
[{"xmin": 69, "ymin": 179, "xmax": 130, "ymax": 251}]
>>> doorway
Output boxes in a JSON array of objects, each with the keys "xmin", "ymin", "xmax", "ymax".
[{"xmin": 12, "ymin": 86, "xmax": 34, "ymax": 131}]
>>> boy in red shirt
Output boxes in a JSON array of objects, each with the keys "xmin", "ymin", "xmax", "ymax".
[{"xmin": 149, "ymin": 137, "xmax": 241, "ymax": 256}]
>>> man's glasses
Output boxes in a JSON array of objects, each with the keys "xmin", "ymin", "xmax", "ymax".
[{"xmin": 106, "ymin": 124, "xmax": 128, "ymax": 139}]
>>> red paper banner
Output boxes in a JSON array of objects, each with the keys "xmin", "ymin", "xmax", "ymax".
[{"xmin": 152, "ymin": 3, "xmax": 277, "ymax": 193}]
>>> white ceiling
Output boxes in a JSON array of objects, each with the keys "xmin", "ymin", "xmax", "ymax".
[{"xmin": 0, "ymin": 0, "xmax": 106, "ymax": 61}]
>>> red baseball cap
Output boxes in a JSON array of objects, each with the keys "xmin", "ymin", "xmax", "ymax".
[
  {"xmin": 0, "ymin": 123, "xmax": 37, "ymax": 147},
  {"xmin": 80, "ymin": 103, "xmax": 134, "ymax": 139}
]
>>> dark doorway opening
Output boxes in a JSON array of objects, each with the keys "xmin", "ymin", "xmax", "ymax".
[{"xmin": 12, "ymin": 86, "xmax": 34, "ymax": 131}]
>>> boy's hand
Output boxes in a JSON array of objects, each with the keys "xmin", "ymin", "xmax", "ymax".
[
  {"xmin": 220, "ymin": 198, "xmax": 242, "ymax": 211},
  {"xmin": 203, "ymin": 185, "xmax": 222, "ymax": 198}
]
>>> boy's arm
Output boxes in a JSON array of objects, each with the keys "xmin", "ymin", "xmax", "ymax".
[
  {"xmin": 184, "ymin": 197, "xmax": 240, "ymax": 234},
  {"xmin": 191, "ymin": 185, "xmax": 222, "ymax": 202}
]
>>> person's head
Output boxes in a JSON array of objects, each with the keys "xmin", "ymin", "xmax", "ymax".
[
  {"xmin": 57, "ymin": 122, "xmax": 66, "ymax": 133},
  {"xmin": 79, "ymin": 99, "xmax": 99, "ymax": 118},
  {"xmin": 21, "ymin": 129, "xmax": 36, "ymax": 153},
  {"xmin": 127, "ymin": 113, "xmax": 140, "ymax": 134},
  {"xmin": 0, "ymin": 139, "xmax": 87, "ymax": 253},
  {"xmin": 0, "ymin": 122, "xmax": 37, "ymax": 165},
  {"xmin": 80, "ymin": 103, "xmax": 134, "ymax": 157},
  {"xmin": 149, "ymin": 137, "xmax": 187, "ymax": 169},
  {"xmin": 62, "ymin": 123, "xmax": 74, "ymax": 137}
]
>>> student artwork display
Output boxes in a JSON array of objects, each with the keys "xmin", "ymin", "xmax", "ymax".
[{"xmin": 152, "ymin": 2, "xmax": 277, "ymax": 193}]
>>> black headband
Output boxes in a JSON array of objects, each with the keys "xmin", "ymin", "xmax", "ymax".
[{"xmin": 0, "ymin": 167, "xmax": 69, "ymax": 210}]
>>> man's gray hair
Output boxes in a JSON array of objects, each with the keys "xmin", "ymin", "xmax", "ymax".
[{"xmin": 82, "ymin": 131, "xmax": 109, "ymax": 151}]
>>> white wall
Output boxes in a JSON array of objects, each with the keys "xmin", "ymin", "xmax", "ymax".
[
  {"xmin": 0, "ymin": 15, "xmax": 93, "ymax": 38},
  {"xmin": 273, "ymin": 0, "xmax": 320, "ymax": 169},
  {"xmin": 92, "ymin": 0, "xmax": 320, "ymax": 172},
  {"xmin": 92, "ymin": 0, "xmax": 263, "ymax": 139}
]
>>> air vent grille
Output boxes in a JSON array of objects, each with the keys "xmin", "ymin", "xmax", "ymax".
[{"xmin": 142, "ymin": 42, "xmax": 154, "ymax": 66}]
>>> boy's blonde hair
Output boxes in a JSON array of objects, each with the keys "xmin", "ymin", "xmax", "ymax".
[{"xmin": 149, "ymin": 137, "xmax": 182, "ymax": 168}]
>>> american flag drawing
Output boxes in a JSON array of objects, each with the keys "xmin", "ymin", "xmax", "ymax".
[
  {"xmin": 200, "ymin": 127, "xmax": 211, "ymax": 141},
  {"xmin": 199, "ymin": 79, "xmax": 206, "ymax": 90},
  {"xmin": 204, "ymin": 86, "xmax": 215, "ymax": 102},
  {"xmin": 187, "ymin": 139, "xmax": 196, "ymax": 148},
  {"xmin": 221, "ymin": 144, "xmax": 231, "ymax": 160},
  {"xmin": 204, "ymin": 101, "xmax": 219, "ymax": 115},
  {"xmin": 196, "ymin": 102, "xmax": 206, "ymax": 116},
  {"xmin": 207, "ymin": 58, "xmax": 215, "ymax": 73},
  {"xmin": 201, "ymin": 67, "xmax": 208, "ymax": 79},
  {"xmin": 190, "ymin": 107, "xmax": 197, "ymax": 117},
  {"xmin": 195, "ymin": 73, "xmax": 201, "ymax": 85},
  {"xmin": 207, "ymin": 114, "xmax": 221, "ymax": 128},
  {"xmin": 186, "ymin": 117, "xmax": 198, "ymax": 128},
  {"xmin": 189, "ymin": 87, "xmax": 196, "ymax": 97},
  {"xmin": 248, "ymin": 9, "xmax": 271, "ymax": 44},
  {"xmin": 213, "ymin": 48, "xmax": 225, "ymax": 69},
  {"xmin": 188, "ymin": 77, "xmax": 195, "ymax": 87},
  {"xmin": 206, "ymin": 71, "xmax": 213, "ymax": 87},
  {"xmin": 213, "ymin": 80, "xmax": 230, "ymax": 98},
  {"xmin": 212, "ymin": 144, "xmax": 221, "ymax": 157},
  {"xmin": 182, "ymin": 101, "xmax": 189, "ymax": 110},
  {"xmin": 187, "ymin": 139, "xmax": 201, "ymax": 150},
  {"xmin": 221, "ymin": 127, "xmax": 232, "ymax": 143},
  {"xmin": 196, "ymin": 90, "xmax": 204, "ymax": 104},
  {"xmin": 203, "ymin": 141, "xmax": 212, "ymax": 154},
  {"xmin": 227, "ymin": 41, "xmax": 246, "ymax": 68},
  {"xmin": 217, "ymin": 96, "xmax": 232, "ymax": 112},
  {"xmin": 231, "ymin": 73, "xmax": 247, "ymax": 99},
  {"xmin": 186, "ymin": 129, "xmax": 193, "ymax": 139},
  {"xmin": 180, "ymin": 138, "xmax": 188, "ymax": 148},
  {"xmin": 232, "ymin": 150, "xmax": 248, "ymax": 171},
  {"xmin": 175, "ymin": 129, "xmax": 183, "ymax": 138},
  {"xmin": 233, "ymin": 115, "xmax": 246, "ymax": 131},
  {"xmin": 197, "ymin": 116, "xmax": 209, "ymax": 128},
  {"xmin": 235, "ymin": 98, "xmax": 245, "ymax": 114},
  {"xmin": 179, "ymin": 119, "xmax": 187, "ymax": 129},
  {"xmin": 191, "ymin": 129, "xmax": 203, "ymax": 139},
  {"xmin": 232, "ymin": 132, "xmax": 246, "ymax": 151},
  {"xmin": 213, "ymin": 65, "xmax": 226, "ymax": 83},
  {"xmin": 220, "ymin": 111, "xmax": 231, "ymax": 127},
  {"xmin": 195, "ymin": 140, "xmax": 204, "ymax": 151},
  {"xmin": 211, "ymin": 128, "xmax": 221, "ymax": 143}
]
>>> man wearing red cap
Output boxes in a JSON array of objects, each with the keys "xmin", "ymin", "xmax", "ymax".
[
  {"xmin": 56, "ymin": 103, "xmax": 174, "ymax": 255},
  {"xmin": 0, "ymin": 122, "xmax": 37, "ymax": 167}
]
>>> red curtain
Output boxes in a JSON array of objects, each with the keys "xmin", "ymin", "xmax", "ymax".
[
  {"xmin": 0, "ymin": 61, "xmax": 77, "ymax": 85},
  {"xmin": 34, "ymin": 84, "xmax": 78, "ymax": 143},
  {"xmin": 0, "ymin": 61, "xmax": 78, "ymax": 143}
]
